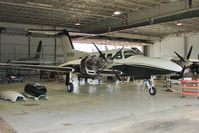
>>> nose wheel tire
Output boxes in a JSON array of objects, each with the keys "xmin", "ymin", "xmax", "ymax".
[
  {"xmin": 149, "ymin": 87, "xmax": 157, "ymax": 95},
  {"xmin": 66, "ymin": 82, "xmax": 74, "ymax": 93}
]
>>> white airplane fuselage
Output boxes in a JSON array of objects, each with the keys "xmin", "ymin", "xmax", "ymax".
[{"xmin": 60, "ymin": 47, "xmax": 182, "ymax": 79}]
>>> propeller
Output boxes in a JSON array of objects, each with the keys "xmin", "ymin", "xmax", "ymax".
[
  {"xmin": 92, "ymin": 42, "xmax": 107, "ymax": 61},
  {"xmin": 115, "ymin": 73, "xmax": 122, "ymax": 81},
  {"xmin": 174, "ymin": 51, "xmax": 185, "ymax": 62},
  {"xmin": 92, "ymin": 42, "xmax": 124, "ymax": 61},
  {"xmin": 174, "ymin": 46, "xmax": 193, "ymax": 78},
  {"xmin": 180, "ymin": 66, "xmax": 186, "ymax": 78},
  {"xmin": 111, "ymin": 46, "xmax": 124, "ymax": 60},
  {"xmin": 186, "ymin": 46, "xmax": 193, "ymax": 60},
  {"xmin": 92, "ymin": 42, "xmax": 124, "ymax": 81}
]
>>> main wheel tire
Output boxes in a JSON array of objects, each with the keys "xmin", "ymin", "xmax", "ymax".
[
  {"xmin": 149, "ymin": 87, "xmax": 157, "ymax": 95},
  {"xmin": 67, "ymin": 82, "xmax": 74, "ymax": 93}
]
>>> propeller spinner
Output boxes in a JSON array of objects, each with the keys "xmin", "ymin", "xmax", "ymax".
[
  {"xmin": 91, "ymin": 42, "xmax": 124, "ymax": 81},
  {"xmin": 174, "ymin": 46, "xmax": 193, "ymax": 78}
]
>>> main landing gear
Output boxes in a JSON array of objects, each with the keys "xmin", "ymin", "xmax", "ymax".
[
  {"xmin": 143, "ymin": 75, "xmax": 157, "ymax": 95},
  {"xmin": 65, "ymin": 73, "xmax": 74, "ymax": 93}
]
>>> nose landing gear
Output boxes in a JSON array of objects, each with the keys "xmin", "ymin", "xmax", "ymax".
[
  {"xmin": 143, "ymin": 75, "xmax": 157, "ymax": 95},
  {"xmin": 149, "ymin": 86, "xmax": 157, "ymax": 95}
]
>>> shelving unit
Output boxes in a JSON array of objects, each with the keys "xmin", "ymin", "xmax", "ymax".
[{"xmin": 180, "ymin": 79, "xmax": 199, "ymax": 98}]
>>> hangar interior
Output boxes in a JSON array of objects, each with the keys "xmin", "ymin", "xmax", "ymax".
[{"xmin": 0, "ymin": 0, "xmax": 199, "ymax": 133}]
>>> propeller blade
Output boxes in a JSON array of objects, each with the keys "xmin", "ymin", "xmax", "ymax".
[
  {"xmin": 174, "ymin": 51, "xmax": 185, "ymax": 62},
  {"xmin": 93, "ymin": 42, "xmax": 107, "ymax": 61},
  {"xmin": 180, "ymin": 66, "xmax": 187, "ymax": 78},
  {"xmin": 111, "ymin": 47, "xmax": 124, "ymax": 60},
  {"xmin": 115, "ymin": 74, "xmax": 122, "ymax": 81},
  {"xmin": 187, "ymin": 46, "xmax": 193, "ymax": 60}
]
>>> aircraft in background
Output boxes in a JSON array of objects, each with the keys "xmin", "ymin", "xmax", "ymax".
[
  {"xmin": 10, "ymin": 40, "xmax": 42, "ymax": 64},
  {"xmin": 0, "ymin": 29, "xmax": 182, "ymax": 95}
]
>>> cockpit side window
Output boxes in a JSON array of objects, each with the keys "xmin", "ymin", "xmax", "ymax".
[
  {"xmin": 99, "ymin": 54, "xmax": 105, "ymax": 58},
  {"xmin": 124, "ymin": 48, "xmax": 143, "ymax": 58},
  {"xmin": 115, "ymin": 51, "xmax": 122, "ymax": 59},
  {"xmin": 131, "ymin": 48, "xmax": 144, "ymax": 55},
  {"xmin": 124, "ymin": 50, "xmax": 136, "ymax": 58},
  {"xmin": 107, "ymin": 53, "xmax": 112, "ymax": 59}
]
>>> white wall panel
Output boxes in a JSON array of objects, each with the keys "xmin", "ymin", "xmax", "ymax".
[
  {"xmin": 149, "ymin": 33, "xmax": 199, "ymax": 60},
  {"xmin": 160, "ymin": 37, "xmax": 184, "ymax": 58},
  {"xmin": 187, "ymin": 33, "xmax": 199, "ymax": 59},
  {"xmin": 149, "ymin": 36, "xmax": 184, "ymax": 59}
]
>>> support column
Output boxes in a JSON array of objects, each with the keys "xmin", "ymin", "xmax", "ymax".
[
  {"xmin": 54, "ymin": 26, "xmax": 56, "ymax": 62},
  {"xmin": 184, "ymin": 36, "xmax": 188, "ymax": 57},
  {"xmin": 28, "ymin": 35, "xmax": 30, "ymax": 57},
  {"xmin": 0, "ymin": 33, "xmax": 1, "ymax": 62},
  {"xmin": 54, "ymin": 38, "xmax": 57, "ymax": 62},
  {"xmin": 143, "ymin": 46, "xmax": 149, "ymax": 56}
]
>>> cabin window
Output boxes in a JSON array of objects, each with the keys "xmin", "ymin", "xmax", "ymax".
[
  {"xmin": 115, "ymin": 51, "xmax": 122, "ymax": 59},
  {"xmin": 124, "ymin": 50, "xmax": 137, "ymax": 58},
  {"xmin": 92, "ymin": 55, "xmax": 97, "ymax": 58},
  {"xmin": 107, "ymin": 53, "xmax": 112, "ymax": 59},
  {"xmin": 131, "ymin": 48, "xmax": 144, "ymax": 55}
]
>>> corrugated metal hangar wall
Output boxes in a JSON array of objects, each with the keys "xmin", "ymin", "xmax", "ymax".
[{"xmin": 0, "ymin": 23, "xmax": 65, "ymax": 63}]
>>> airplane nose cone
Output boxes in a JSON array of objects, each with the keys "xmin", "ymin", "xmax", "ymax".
[
  {"xmin": 131, "ymin": 56, "xmax": 182, "ymax": 73},
  {"xmin": 167, "ymin": 60, "xmax": 182, "ymax": 72},
  {"xmin": 148, "ymin": 57, "xmax": 182, "ymax": 73}
]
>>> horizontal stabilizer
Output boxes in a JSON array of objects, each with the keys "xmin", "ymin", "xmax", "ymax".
[{"xmin": 0, "ymin": 63, "xmax": 74, "ymax": 72}]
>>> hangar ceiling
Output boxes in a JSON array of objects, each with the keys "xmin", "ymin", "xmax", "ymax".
[{"xmin": 0, "ymin": 0, "xmax": 199, "ymax": 45}]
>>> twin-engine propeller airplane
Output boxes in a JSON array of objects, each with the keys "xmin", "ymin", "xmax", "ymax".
[{"xmin": 0, "ymin": 29, "xmax": 182, "ymax": 95}]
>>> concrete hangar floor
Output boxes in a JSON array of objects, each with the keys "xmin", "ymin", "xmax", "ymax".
[{"xmin": 0, "ymin": 75, "xmax": 199, "ymax": 133}]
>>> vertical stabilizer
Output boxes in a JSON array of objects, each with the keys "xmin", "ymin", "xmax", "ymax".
[
  {"xmin": 59, "ymin": 30, "xmax": 87, "ymax": 62},
  {"xmin": 60, "ymin": 31, "xmax": 75, "ymax": 62},
  {"xmin": 34, "ymin": 41, "xmax": 42, "ymax": 58}
]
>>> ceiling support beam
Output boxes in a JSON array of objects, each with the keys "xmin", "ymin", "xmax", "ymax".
[
  {"xmin": 81, "ymin": 1, "xmax": 199, "ymax": 34},
  {"xmin": 0, "ymin": 1, "xmax": 122, "ymax": 20},
  {"xmin": 102, "ymin": 32, "xmax": 160, "ymax": 42}
]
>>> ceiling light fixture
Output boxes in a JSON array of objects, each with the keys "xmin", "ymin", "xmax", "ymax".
[
  {"xmin": 113, "ymin": 5, "xmax": 121, "ymax": 15},
  {"xmin": 75, "ymin": 18, "xmax": 80, "ymax": 26},
  {"xmin": 114, "ymin": 11, "xmax": 121, "ymax": 15},
  {"xmin": 176, "ymin": 21, "xmax": 182, "ymax": 26}
]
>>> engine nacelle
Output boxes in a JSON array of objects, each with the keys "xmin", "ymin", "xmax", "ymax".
[{"xmin": 80, "ymin": 56, "xmax": 105, "ymax": 76}]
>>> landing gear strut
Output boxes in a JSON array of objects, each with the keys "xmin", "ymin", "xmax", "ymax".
[
  {"xmin": 65, "ymin": 73, "xmax": 74, "ymax": 93},
  {"xmin": 143, "ymin": 75, "xmax": 157, "ymax": 95}
]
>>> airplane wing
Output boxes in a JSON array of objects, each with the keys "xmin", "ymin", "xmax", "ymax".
[
  {"xmin": 59, "ymin": 59, "xmax": 81, "ymax": 67},
  {"xmin": 189, "ymin": 59, "xmax": 199, "ymax": 63},
  {"xmin": 0, "ymin": 63, "xmax": 74, "ymax": 72}
]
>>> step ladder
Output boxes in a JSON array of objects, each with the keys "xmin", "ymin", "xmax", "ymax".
[{"xmin": 180, "ymin": 78, "xmax": 199, "ymax": 98}]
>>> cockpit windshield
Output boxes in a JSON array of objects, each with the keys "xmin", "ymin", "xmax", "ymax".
[{"xmin": 124, "ymin": 48, "xmax": 143, "ymax": 58}]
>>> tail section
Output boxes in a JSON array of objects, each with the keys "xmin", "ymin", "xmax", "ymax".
[
  {"xmin": 34, "ymin": 40, "xmax": 42, "ymax": 58},
  {"xmin": 60, "ymin": 31, "xmax": 86, "ymax": 62},
  {"xmin": 60, "ymin": 32, "xmax": 74, "ymax": 55}
]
